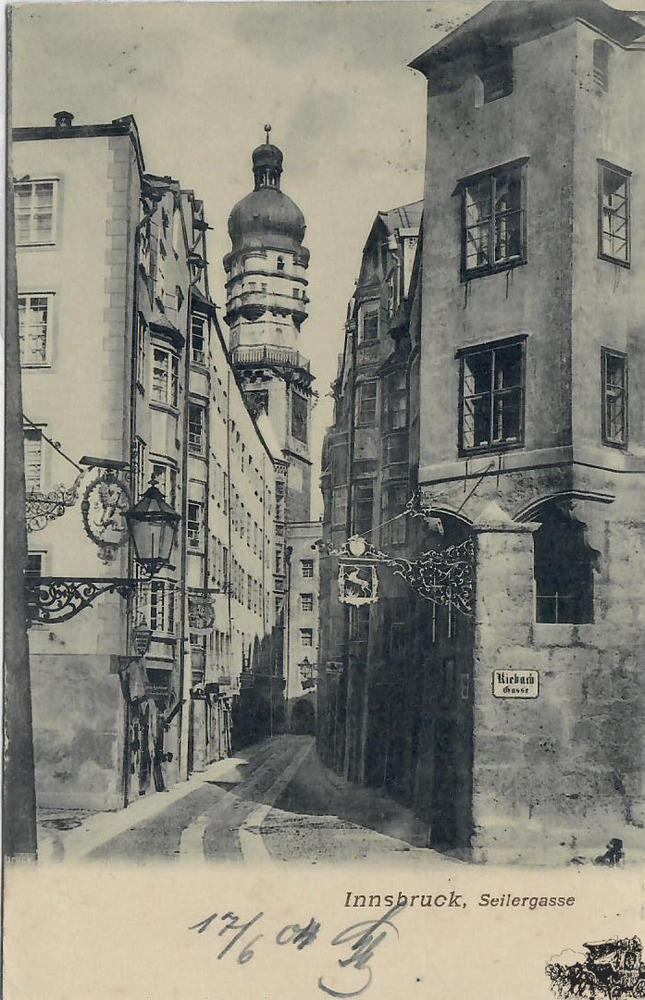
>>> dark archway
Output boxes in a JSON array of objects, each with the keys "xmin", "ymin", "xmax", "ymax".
[{"xmin": 291, "ymin": 698, "xmax": 316, "ymax": 736}]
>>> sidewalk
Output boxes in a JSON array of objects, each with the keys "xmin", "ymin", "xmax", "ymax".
[{"xmin": 37, "ymin": 753, "xmax": 254, "ymax": 863}]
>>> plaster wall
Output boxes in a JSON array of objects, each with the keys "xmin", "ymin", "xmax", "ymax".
[{"xmin": 419, "ymin": 26, "xmax": 578, "ymax": 478}]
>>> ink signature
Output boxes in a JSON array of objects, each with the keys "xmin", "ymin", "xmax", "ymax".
[{"xmin": 189, "ymin": 901, "xmax": 406, "ymax": 997}]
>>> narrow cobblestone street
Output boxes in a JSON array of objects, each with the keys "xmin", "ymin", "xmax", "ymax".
[{"xmin": 38, "ymin": 735, "xmax": 458, "ymax": 866}]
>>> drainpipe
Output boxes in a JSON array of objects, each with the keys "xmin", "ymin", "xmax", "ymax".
[
  {"xmin": 177, "ymin": 200, "xmax": 194, "ymax": 782},
  {"xmin": 342, "ymin": 321, "xmax": 358, "ymax": 778}
]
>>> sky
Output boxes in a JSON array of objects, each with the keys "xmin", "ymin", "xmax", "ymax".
[{"xmin": 10, "ymin": 0, "xmax": 491, "ymax": 515}]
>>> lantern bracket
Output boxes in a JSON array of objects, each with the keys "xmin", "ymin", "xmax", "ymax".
[{"xmin": 27, "ymin": 576, "xmax": 140, "ymax": 625}]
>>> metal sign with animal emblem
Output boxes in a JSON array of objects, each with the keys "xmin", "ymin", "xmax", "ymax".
[
  {"xmin": 338, "ymin": 562, "xmax": 378, "ymax": 606},
  {"xmin": 81, "ymin": 469, "xmax": 131, "ymax": 563}
]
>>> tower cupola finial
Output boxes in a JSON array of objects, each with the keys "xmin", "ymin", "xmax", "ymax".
[{"xmin": 252, "ymin": 126, "xmax": 283, "ymax": 191}]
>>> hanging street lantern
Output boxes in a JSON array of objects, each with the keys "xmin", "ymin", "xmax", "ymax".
[
  {"xmin": 125, "ymin": 484, "xmax": 180, "ymax": 577},
  {"xmin": 132, "ymin": 616, "xmax": 153, "ymax": 657},
  {"xmin": 26, "ymin": 480, "xmax": 181, "ymax": 625}
]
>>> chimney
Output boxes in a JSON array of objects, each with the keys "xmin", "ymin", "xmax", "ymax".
[{"xmin": 53, "ymin": 111, "xmax": 74, "ymax": 130}]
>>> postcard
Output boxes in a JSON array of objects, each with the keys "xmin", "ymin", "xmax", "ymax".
[{"xmin": 4, "ymin": 1, "xmax": 644, "ymax": 998}]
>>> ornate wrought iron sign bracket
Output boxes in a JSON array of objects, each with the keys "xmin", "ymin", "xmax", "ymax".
[
  {"xmin": 331, "ymin": 533, "xmax": 476, "ymax": 617},
  {"xmin": 27, "ymin": 576, "xmax": 138, "ymax": 624}
]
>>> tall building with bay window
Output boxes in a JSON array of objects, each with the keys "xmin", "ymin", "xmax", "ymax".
[
  {"xmin": 223, "ymin": 130, "xmax": 320, "ymax": 731},
  {"xmin": 15, "ymin": 112, "xmax": 280, "ymax": 812},
  {"xmin": 317, "ymin": 201, "xmax": 423, "ymax": 781},
  {"xmin": 319, "ymin": 0, "xmax": 645, "ymax": 863}
]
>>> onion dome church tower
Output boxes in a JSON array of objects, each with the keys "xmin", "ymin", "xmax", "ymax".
[{"xmin": 224, "ymin": 126, "xmax": 315, "ymax": 523}]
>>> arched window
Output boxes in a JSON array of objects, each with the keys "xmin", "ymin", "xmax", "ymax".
[
  {"xmin": 533, "ymin": 504, "xmax": 595, "ymax": 623},
  {"xmin": 593, "ymin": 40, "xmax": 611, "ymax": 93}
]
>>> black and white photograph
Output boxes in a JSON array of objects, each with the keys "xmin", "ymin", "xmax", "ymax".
[{"xmin": 4, "ymin": 0, "xmax": 645, "ymax": 996}]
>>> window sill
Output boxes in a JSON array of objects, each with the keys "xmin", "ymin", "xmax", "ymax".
[
  {"xmin": 17, "ymin": 241, "xmax": 57, "ymax": 250},
  {"xmin": 150, "ymin": 400, "xmax": 179, "ymax": 417},
  {"xmin": 189, "ymin": 448, "xmax": 206, "ymax": 458},
  {"xmin": 602, "ymin": 438, "xmax": 628, "ymax": 451},
  {"xmin": 598, "ymin": 253, "xmax": 630, "ymax": 270},
  {"xmin": 21, "ymin": 362, "xmax": 52, "ymax": 370},
  {"xmin": 459, "ymin": 440, "xmax": 524, "ymax": 459},
  {"xmin": 462, "ymin": 257, "xmax": 527, "ymax": 282}
]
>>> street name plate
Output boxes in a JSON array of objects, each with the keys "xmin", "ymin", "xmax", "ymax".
[{"xmin": 492, "ymin": 669, "xmax": 539, "ymax": 699}]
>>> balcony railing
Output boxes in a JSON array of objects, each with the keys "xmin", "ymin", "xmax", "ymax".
[{"xmin": 231, "ymin": 344, "xmax": 310, "ymax": 373}]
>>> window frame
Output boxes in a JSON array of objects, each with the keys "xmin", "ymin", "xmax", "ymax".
[
  {"xmin": 187, "ymin": 500, "xmax": 204, "ymax": 549},
  {"xmin": 601, "ymin": 347, "xmax": 628, "ymax": 449},
  {"xmin": 457, "ymin": 334, "xmax": 527, "ymax": 456},
  {"xmin": 458, "ymin": 158, "xmax": 528, "ymax": 281},
  {"xmin": 191, "ymin": 315, "xmax": 207, "ymax": 367},
  {"xmin": 598, "ymin": 160, "xmax": 631, "ymax": 268},
  {"xmin": 150, "ymin": 460, "xmax": 177, "ymax": 506},
  {"xmin": 151, "ymin": 346, "xmax": 179, "ymax": 408},
  {"xmin": 300, "ymin": 593, "xmax": 314, "ymax": 613},
  {"xmin": 356, "ymin": 380, "xmax": 378, "ymax": 426},
  {"xmin": 18, "ymin": 291, "xmax": 54, "ymax": 367},
  {"xmin": 23, "ymin": 427, "xmax": 43, "ymax": 492},
  {"xmin": 301, "ymin": 559, "xmax": 314, "ymax": 578},
  {"xmin": 188, "ymin": 401, "xmax": 206, "ymax": 455},
  {"xmin": 360, "ymin": 309, "xmax": 379, "ymax": 344},
  {"xmin": 300, "ymin": 627, "xmax": 313, "ymax": 647},
  {"xmin": 15, "ymin": 178, "xmax": 59, "ymax": 248},
  {"xmin": 149, "ymin": 580, "xmax": 176, "ymax": 635}
]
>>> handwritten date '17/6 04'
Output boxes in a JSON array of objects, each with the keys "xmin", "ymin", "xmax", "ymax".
[{"xmin": 188, "ymin": 902, "xmax": 407, "ymax": 998}]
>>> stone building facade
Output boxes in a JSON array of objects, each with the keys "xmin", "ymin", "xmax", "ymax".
[
  {"xmin": 318, "ymin": 0, "xmax": 645, "ymax": 863},
  {"xmin": 15, "ymin": 112, "xmax": 280, "ymax": 811},
  {"xmin": 317, "ymin": 202, "xmax": 423, "ymax": 784}
]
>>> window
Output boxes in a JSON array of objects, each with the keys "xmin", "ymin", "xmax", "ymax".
[
  {"xmin": 301, "ymin": 559, "xmax": 314, "ymax": 578},
  {"xmin": 291, "ymin": 392, "xmax": 308, "ymax": 443},
  {"xmin": 191, "ymin": 316, "xmax": 206, "ymax": 366},
  {"xmin": 593, "ymin": 40, "xmax": 611, "ymax": 93},
  {"xmin": 534, "ymin": 506, "xmax": 594, "ymax": 624},
  {"xmin": 245, "ymin": 388, "xmax": 269, "ymax": 415},
  {"xmin": 152, "ymin": 348, "xmax": 179, "ymax": 406},
  {"xmin": 15, "ymin": 179, "xmax": 57, "ymax": 246},
  {"xmin": 361, "ymin": 311, "xmax": 378, "ymax": 343},
  {"xmin": 459, "ymin": 337, "xmax": 525, "ymax": 453},
  {"xmin": 479, "ymin": 47, "xmax": 513, "ymax": 103},
  {"xmin": 151, "ymin": 462, "xmax": 177, "ymax": 506},
  {"xmin": 602, "ymin": 348, "xmax": 627, "ymax": 447},
  {"xmin": 301, "ymin": 593, "xmax": 314, "ymax": 613},
  {"xmin": 149, "ymin": 580, "xmax": 175, "ymax": 634},
  {"xmin": 356, "ymin": 381, "xmax": 377, "ymax": 426},
  {"xmin": 187, "ymin": 501, "xmax": 203, "ymax": 549},
  {"xmin": 349, "ymin": 605, "xmax": 370, "ymax": 642},
  {"xmin": 136, "ymin": 313, "xmax": 146, "ymax": 387},
  {"xmin": 134, "ymin": 438, "xmax": 147, "ymax": 499},
  {"xmin": 461, "ymin": 161, "xmax": 526, "ymax": 277},
  {"xmin": 383, "ymin": 482, "xmax": 408, "ymax": 511},
  {"xmin": 293, "ymin": 287, "xmax": 300, "ymax": 299},
  {"xmin": 385, "ymin": 435, "xmax": 407, "ymax": 465},
  {"xmin": 277, "ymin": 256, "xmax": 285, "ymax": 271},
  {"xmin": 26, "ymin": 553, "xmax": 43, "ymax": 622},
  {"xmin": 300, "ymin": 628, "xmax": 313, "ymax": 647},
  {"xmin": 24, "ymin": 429, "xmax": 42, "ymax": 491},
  {"xmin": 188, "ymin": 403, "xmax": 205, "ymax": 454},
  {"xmin": 18, "ymin": 293, "xmax": 53, "ymax": 366},
  {"xmin": 353, "ymin": 482, "xmax": 373, "ymax": 536},
  {"xmin": 383, "ymin": 372, "xmax": 407, "ymax": 431},
  {"xmin": 599, "ymin": 162, "xmax": 630, "ymax": 266}
]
